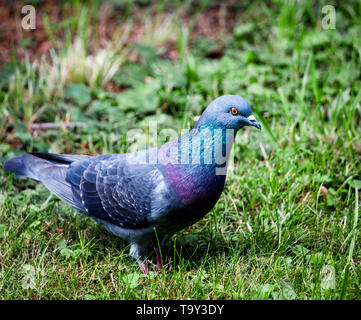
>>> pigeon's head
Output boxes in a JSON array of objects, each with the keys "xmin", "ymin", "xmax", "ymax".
[{"xmin": 195, "ymin": 95, "xmax": 261, "ymax": 131}]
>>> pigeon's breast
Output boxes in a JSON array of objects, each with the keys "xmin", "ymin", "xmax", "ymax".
[
  {"xmin": 161, "ymin": 162, "xmax": 225, "ymax": 207},
  {"xmin": 157, "ymin": 139, "xmax": 226, "ymax": 206},
  {"xmin": 155, "ymin": 162, "xmax": 225, "ymax": 233}
]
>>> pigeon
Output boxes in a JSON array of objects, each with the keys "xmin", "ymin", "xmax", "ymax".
[{"xmin": 3, "ymin": 95, "xmax": 261, "ymax": 274}]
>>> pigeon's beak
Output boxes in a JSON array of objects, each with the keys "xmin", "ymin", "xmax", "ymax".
[{"xmin": 247, "ymin": 115, "xmax": 262, "ymax": 130}]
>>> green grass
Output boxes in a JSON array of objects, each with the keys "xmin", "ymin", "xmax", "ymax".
[{"xmin": 0, "ymin": 0, "xmax": 361, "ymax": 299}]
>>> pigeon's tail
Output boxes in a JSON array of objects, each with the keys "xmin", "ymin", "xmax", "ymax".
[
  {"xmin": 3, "ymin": 153, "xmax": 87, "ymax": 210},
  {"xmin": 3, "ymin": 154, "xmax": 49, "ymax": 181}
]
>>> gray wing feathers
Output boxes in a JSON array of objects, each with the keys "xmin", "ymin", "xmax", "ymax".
[
  {"xmin": 74, "ymin": 159, "xmax": 171, "ymax": 228},
  {"xmin": 4, "ymin": 152, "xmax": 172, "ymax": 229}
]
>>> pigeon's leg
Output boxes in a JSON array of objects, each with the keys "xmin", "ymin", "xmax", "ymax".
[
  {"xmin": 130, "ymin": 242, "xmax": 149, "ymax": 275},
  {"xmin": 153, "ymin": 234, "xmax": 168, "ymax": 271},
  {"xmin": 155, "ymin": 249, "xmax": 162, "ymax": 271}
]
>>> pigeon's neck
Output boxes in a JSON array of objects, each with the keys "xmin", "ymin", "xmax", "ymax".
[
  {"xmin": 187, "ymin": 124, "xmax": 236, "ymax": 168},
  {"xmin": 158, "ymin": 126, "xmax": 235, "ymax": 207}
]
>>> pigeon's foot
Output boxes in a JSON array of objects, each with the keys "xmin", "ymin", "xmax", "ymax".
[
  {"xmin": 140, "ymin": 263, "xmax": 153, "ymax": 284},
  {"xmin": 140, "ymin": 263, "xmax": 148, "ymax": 275}
]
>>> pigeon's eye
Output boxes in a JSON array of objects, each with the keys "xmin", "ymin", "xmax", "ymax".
[{"xmin": 231, "ymin": 107, "xmax": 238, "ymax": 115}]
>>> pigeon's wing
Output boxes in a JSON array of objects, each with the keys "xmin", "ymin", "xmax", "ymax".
[{"xmin": 66, "ymin": 157, "xmax": 171, "ymax": 229}]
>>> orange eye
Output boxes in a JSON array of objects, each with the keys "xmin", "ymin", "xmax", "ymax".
[{"xmin": 231, "ymin": 107, "xmax": 238, "ymax": 115}]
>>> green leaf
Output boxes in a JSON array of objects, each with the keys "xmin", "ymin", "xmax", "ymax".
[
  {"xmin": 272, "ymin": 281, "xmax": 297, "ymax": 300},
  {"xmin": 347, "ymin": 179, "xmax": 361, "ymax": 189},
  {"xmin": 60, "ymin": 248, "xmax": 74, "ymax": 259},
  {"xmin": 113, "ymin": 63, "xmax": 149, "ymax": 87},
  {"xmin": 252, "ymin": 284, "xmax": 274, "ymax": 299},
  {"xmin": 234, "ymin": 23, "xmax": 255, "ymax": 38},
  {"xmin": 122, "ymin": 272, "xmax": 142, "ymax": 289},
  {"xmin": 281, "ymin": 281, "xmax": 297, "ymax": 300},
  {"xmin": 116, "ymin": 83, "xmax": 160, "ymax": 113},
  {"xmin": 56, "ymin": 238, "xmax": 67, "ymax": 250},
  {"xmin": 130, "ymin": 43, "xmax": 160, "ymax": 66},
  {"xmin": 65, "ymin": 83, "xmax": 91, "ymax": 106}
]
